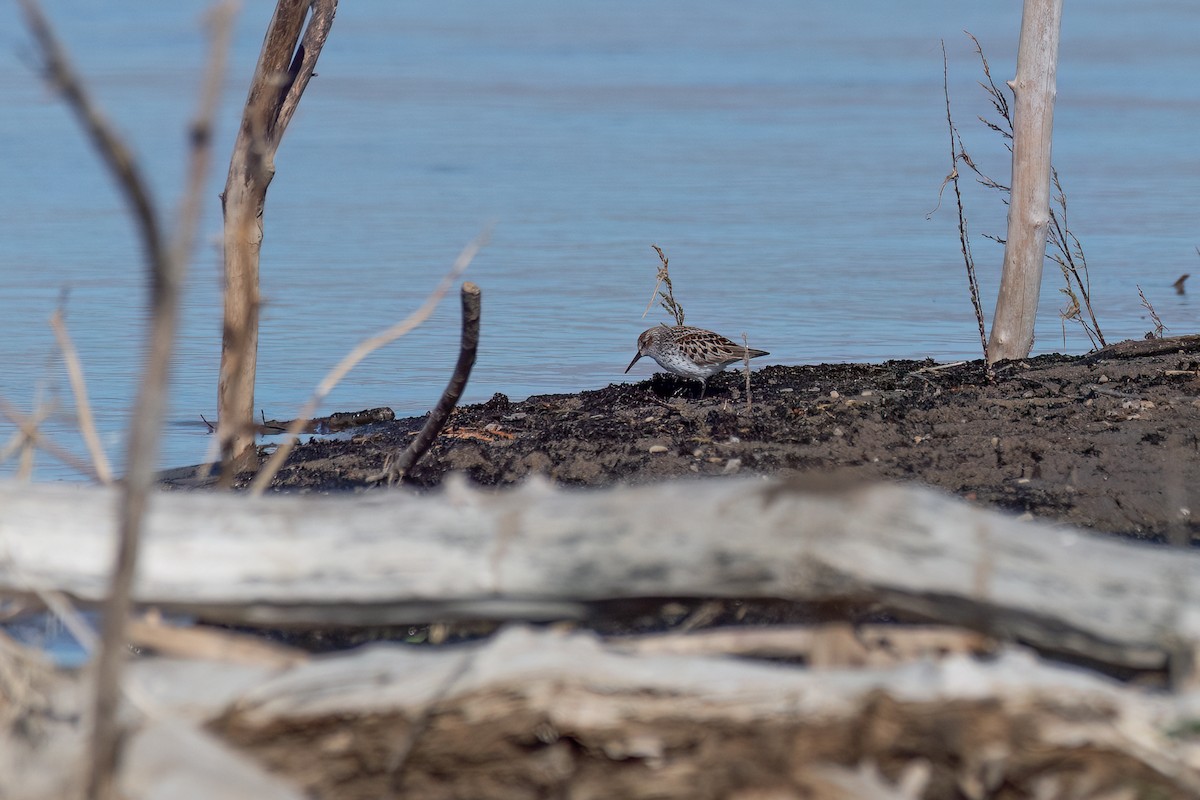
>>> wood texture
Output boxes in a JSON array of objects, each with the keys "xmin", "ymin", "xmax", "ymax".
[
  {"xmin": 0, "ymin": 476, "xmax": 1197, "ymax": 669},
  {"xmin": 987, "ymin": 0, "xmax": 1063, "ymax": 362},
  {"xmin": 5, "ymin": 627, "xmax": 1200, "ymax": 799},
  {"xmin": 218, "ymin": 0, "xmax": 338, "ymax": 465}
]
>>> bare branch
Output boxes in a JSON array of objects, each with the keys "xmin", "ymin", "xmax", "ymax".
[
  {"xmin": 385, "ymin": 282, "xmax": 483, "ymax": 484},
  {"xmin": 0, "ymin": 399, "xmax": 97, "ymax": 479},
  {"xmin": 250, "ymin": 231, "xmax": 489, "ymax": 494},
  {"xmin": 18, "ymin": 3, "xmax": 236, "ymax": 797},
  {"xmin": 276, "ymin": 0, "xmax": 338, "ymax": 138},
  {"xmin": 50, "ymin": 305, "xmax": 113, "ymax": 484}
]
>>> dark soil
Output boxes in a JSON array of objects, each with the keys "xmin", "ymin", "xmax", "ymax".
[{"xmin": 189, "ymin": 335, "xmax": 1200, "ymax": 543}]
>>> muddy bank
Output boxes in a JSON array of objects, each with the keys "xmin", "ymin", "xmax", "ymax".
[{"xmin": 183, "ymin": 337, "xmax": 1200, "ymax": 542}]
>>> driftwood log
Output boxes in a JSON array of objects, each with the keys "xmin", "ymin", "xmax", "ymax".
[
  {"xmin": 5, "ymin": 476, "xmax": 1200, "ymax": 798},
  {"xmin": 4, "ymin": 626, "xmax": 1200, "ymax": 799},
  {"xmin": 0, "ymin": 475, "xmax": 1197, "ymax": 672}
]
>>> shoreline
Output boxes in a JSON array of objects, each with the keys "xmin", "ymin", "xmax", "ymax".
[{"xmin": 164, "ymin": 337, "xmax": 1200, "ymax": 543}]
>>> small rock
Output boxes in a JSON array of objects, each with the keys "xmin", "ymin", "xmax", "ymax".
[
  {"xmin": 722, "ymin": 458, "xmax": 742, "ymax": 475},
  {"xmin": 648, "ymin": 445, "xmax": 668, "ymax": 454},
  {"xmin": 1098, "ymin": 374, "xmax": 1110, "ymax": 383},
  {"xmin": 833, "ymin": 427, "xmax": 844, "ymax": 437},
  {"xmin": 829, "ymin": 390, "xmax": 840, "ymax": 399}
]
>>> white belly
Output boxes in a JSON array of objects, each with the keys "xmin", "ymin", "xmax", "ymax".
[{"xmin": 651, "ymin": 351, "xmax": 729, "ymax": 381}]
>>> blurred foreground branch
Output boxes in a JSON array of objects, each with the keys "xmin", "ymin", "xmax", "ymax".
[{"xmin": 17, "ymin": 2, "xmax": 235, "ymax": 798}]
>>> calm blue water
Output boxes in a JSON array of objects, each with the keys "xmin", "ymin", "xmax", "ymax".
[{"xmin": 1, "ymin": 1, "xmax": 1197, "ymax": 482}]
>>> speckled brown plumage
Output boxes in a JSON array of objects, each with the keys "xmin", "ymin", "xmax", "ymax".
[{"xmin": 624, "ymin": 324, "xmax": 769, "ymax": 396}]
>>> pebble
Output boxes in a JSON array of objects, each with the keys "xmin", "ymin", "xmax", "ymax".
[
  {"xmin": 648, "ymin": 445, "xmax": 668, "ymax": 454},
  {"xmin": 829, "ymin": 390, "xmax": 840, "ymax": 399}
]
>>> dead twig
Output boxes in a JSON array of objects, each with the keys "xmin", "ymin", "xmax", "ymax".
[
  {"xmin": 385, "ymin": 283, "xmax": 482, "ymax": 485},
  {"xmin": 741, "ymin": 332, "xmax": 753, "ymax": 412},
  {"xmin": 127, "ymin": 612, "xmax": 307, "ymax": 668},
  {"xmin": 937, "ymin": 39, "xmax": 993, "ymax": 379},
  {"xmin": 1048, "ymin": 169, "xmax": 1105, "ymax": 348},
  {"xmin": 50, "ymin": 304, "xmax": 113, "ymax": 484},
  {"xmin": 1138, "ymin": 284, "xmax": 1167, "ymax": 340},
  {"xmin": 250, "ymin": 230, "xmax": 488, "ymax": 495},
  {"xmin": 0, "ymin": 398, "xmax": 96, "ymax": 479},
  {"xmin": 18, "ymin": 2, "xmax": 235, "ymax": 798}
]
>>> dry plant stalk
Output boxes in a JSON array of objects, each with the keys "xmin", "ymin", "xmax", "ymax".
[
  {"xmin": 936, "ymin": 40, "xmax": 993, "ymax": 379},
  {"xmin": 1048, "ymin": 169, "xmax": 1105, "ymax": 348},
  {"xmin": 960, "ymin": 32, "xmax": 1105, "ymax": 353},
  {"xmin": 741, "ymin": 332, "xmax": 753, "ymax": 411},
  {"xmin": 17, "ymin": 2, "xmax": 235, "ymax": 798},
  {"xmin": 250, "ymin": 231, "xmax": 488, "ymax": 495},
  {"xmin": 1137, "ymin": 285, "xmax": 1167, "ymax": 339},
  {"xmin": 50, "ymin": 306, "xmax": 113, "ymax": 484},
  {"xmin": 643, "ymin": 244, "xmax": 686, "ymax": 326}
]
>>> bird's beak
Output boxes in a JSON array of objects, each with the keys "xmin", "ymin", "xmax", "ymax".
[{"xmin": 624, "ymin": 352, "xmax": 642, "ymax": 373}]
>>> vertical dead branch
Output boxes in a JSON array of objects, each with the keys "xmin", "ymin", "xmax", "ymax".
[
  {"xmin": 218, "ymin": 0, "xmax": 339, "ymax": 477},
  {"xmin": 249, "ymin": 232, "xmax": 486, "ymax": 494},
  {"xmin": 387, "ymin": 283, "xmax": 483, "ymax": 484},
  {"xmin": 986, "ymin": 0, "xmax": 1063, "ymax": 362},
  {"xmin": 960, "ymin": 33, "xmax": 1101, "ymax": 356},
  {"xmin": 18, "ymin": 2, "xmax": 234, "ymax": 797}
]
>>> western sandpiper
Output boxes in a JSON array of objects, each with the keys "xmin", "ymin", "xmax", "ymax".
[{"xmin": 624, "ymin": 324, "xmax": 769, "ymax": 397}]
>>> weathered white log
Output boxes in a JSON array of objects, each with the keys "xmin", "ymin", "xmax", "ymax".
[
  {"xmin": 0, "ymin": 477, "xmax": 1196, "ymax": 668},
  {"xmin": 987, "ymin": 0, "xmax": 1064, "ymax": 361},
  {"xmin": 6, "ymin": 627, "xmax": 1200, "ymax": 799}
]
